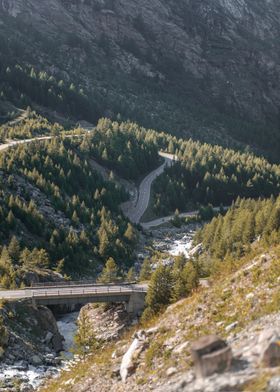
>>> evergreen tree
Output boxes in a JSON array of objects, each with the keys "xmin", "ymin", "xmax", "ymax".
[
  {"xmin": 139, "ymin": 259, "xmax": 152, "ymax": 281},
  {"xmin": 124, "ymin": 223, "xmax": 137, "ymax": 244},
  {"xmin": 126, "ymin": 267, "xmax": 136, "ymax": 282},
  {"xmin": 6, "ymin": 211, "xmax": 15, "ymax": 228},
  {"xmin": 182, "ymin": 261, "xmax": 199, "ymax": 295},
  {"xmin": 0, "ymin": 246, "xmax": 12, "ymax": 267},
  {"xmin": 145, "ymin": 264, "xmax": 173, "ymax": 313},
  {"xmin": 74, "ymin": 311, "xmax": 98, "ymax": 360},
  {"xmin": 8, "ymin": 236, "xmax": 21, "ymax": 263},
  {"xmin": 98, "ymin": 257, "xmax": 118, "ymax": 283}
]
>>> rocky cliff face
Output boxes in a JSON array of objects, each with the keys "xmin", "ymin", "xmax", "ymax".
[{"xmin": 0, "ymin": 0, "xmax": 280, "ymax": 157}]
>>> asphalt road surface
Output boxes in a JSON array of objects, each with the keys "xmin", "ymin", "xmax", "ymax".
[
  {"xmin": 0, "ymin": 136, "xmax": 53, "ymax": 152},
  {"xmin": 124, "ymin": 152, "xmax": 176, "ymax": 224},
  {"xmin": 141, "ymin": 206, "xmax": 228, "ymax": 229},
  {"xmin": 141, "ymin": 211, "xmax": 199, "ymax": 230}
]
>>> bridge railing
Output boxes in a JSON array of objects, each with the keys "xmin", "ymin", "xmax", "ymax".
[
  {"xmin": 31, "ymin": 280, "xmax": 137, "ymax": 288},
  {"xmin": 29, "ymin": 285, "xmax": 146, "ymax": 298}
]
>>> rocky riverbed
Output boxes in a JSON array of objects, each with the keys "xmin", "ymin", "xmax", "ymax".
[
  {"xmin": 143, "ymin": 223, "xmax": 201, "ymax": 259},
  {"xmin": 0, "ymin": 303, "xmax": 137, "ymax": 391},
  {"xmin": 0, "ymin": 310, "xmax": 79, "ymax": 391}
]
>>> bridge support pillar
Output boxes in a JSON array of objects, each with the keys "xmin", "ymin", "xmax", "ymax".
[
  {"xmin": 126, "ymin": 292, "xmax": 146, "ymax": 316},
  {"xmin": 31, "ymin": 296, "xmax": 37, "ymax": 309}
]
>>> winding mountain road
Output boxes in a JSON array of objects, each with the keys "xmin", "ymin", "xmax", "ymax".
[
  {"xmin": 0, "ymin": 135, "xmax": 178, "ymax": 227},
  {"xmin": 141, "ymin": 206, "xmax": 229, "ymax": 230},
  {"xmin": 121, "ymin": 152, "xmax": 176, "ymax": 224},
  {"xmin": 141, "ymin": 211, "xmax": 198, "ymax": 230},
  {"xmin": 0, "ymin": 136, "xmax": 53, "ymax": 152}
]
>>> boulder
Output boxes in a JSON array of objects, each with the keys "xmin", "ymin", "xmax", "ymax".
[
  {"xmin": 30, "ymin": 354, "xmax": 42, "ymax": 366},
  {"xmin": 52, "ymin": 333, "xmax": 64, "ymax": 353},
  {"xmin": 191, "ymin": 335, "xmax": 232, "ymax": 378},
  {"xmin": 258, "ymin": 330, "xmax": 280, "ymax": 367},
  {"xmin": 225, "ymin": 321, "xmax": 238, "ymax": 332},
  {"xmin": 268, "ymin": 376, "xmax": 280, "ymax": 392},
  {"xmin": 37, "ymin": 306, "xmax": 63, "ymax": 352},
  {"xmin": 44, "ymin": 331, "xmax": 53, "ymax": 344},
  {"xmin": 22, "ymin": 271, "xmax": 40, "ymax": 287},
  {"xmin": 166, "ymin": 367, "xmax": 177, "ymax": 377},
  {"xmin": 120, "ymin": 330, "xmax": 147, "ymax": 382}
]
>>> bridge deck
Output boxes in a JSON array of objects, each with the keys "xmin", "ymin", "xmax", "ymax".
[{"xmin": 0, "ymin": 284, "xmax": 147, "ymax": 302}]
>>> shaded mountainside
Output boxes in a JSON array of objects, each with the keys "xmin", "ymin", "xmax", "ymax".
[{"xmin": 0, "ymin": 0, "xmax": 280, "ymax": 159}]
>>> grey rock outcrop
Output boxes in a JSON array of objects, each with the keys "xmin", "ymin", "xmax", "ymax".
[
  {"xmin": 258, "ymin": 329, "xmax": 280, "ymax": 367},
  {"xmin": 191, "ymin": 335, "xmax": 232, "ymax": 379}
]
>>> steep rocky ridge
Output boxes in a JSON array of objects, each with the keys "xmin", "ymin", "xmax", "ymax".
[{"xmin": 1, "ymin": 0, "xmax": 280, "ymax": 158}]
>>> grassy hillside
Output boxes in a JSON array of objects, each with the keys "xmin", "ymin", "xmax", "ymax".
[
  {"xmin": 39, "ymin": 241, "xmax": 280, "ymax": 392},
  {"xmin": 38, "ymin": 193, "xmax": 280, "ymax": 391}
]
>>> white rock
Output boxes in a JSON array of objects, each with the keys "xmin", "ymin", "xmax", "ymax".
[
  {"xmin": 173, "ymin": 341, "xmax": 189, "ymax": 354},
  {"xmin": 120, "ymin": 331, "xmax": 147, "ymax": 382},
  {"xmin": 225, "ymin": 322, "xmax": 238, "ymax": 332},
  {"xmin": 166, "ymin": 367, "xmax": 177, "ymax": 377},
  {"xmin": 146, "ymin": 327, "xmax": 159, "ymax": 336}
]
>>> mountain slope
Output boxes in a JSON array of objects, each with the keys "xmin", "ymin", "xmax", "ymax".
[
  {"xmin": 39, "ymin": 243, "xmax": 280, "ymax": 392},
  {"xmin": 1, "ymin": 0, "xmax": 280, "ymax": 159}
]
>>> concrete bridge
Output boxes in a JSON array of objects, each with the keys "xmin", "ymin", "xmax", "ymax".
[{"xmin": 0, "ymin": 283, "xmax": 147, "ymax": 315}]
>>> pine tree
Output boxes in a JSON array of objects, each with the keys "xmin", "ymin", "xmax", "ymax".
[
  {"xmin": 265, "ymin": 207, "xmax": 280, "ymax": 234},
  {"xmin": 171, "ymin": 209, "xmax": 181, "ymax": 227},
  {"xmin": 139, "ymin": 259, "xmax": 152, "ymax": 281},
  {"xmin": 6, "ymin": 211, "xmax": 15, "ymax": 228},
  {"xmin": 74, "ymin": 311, "xmax": 97, "ymax": 360},
  {"xmin": 145, "ymin": 264, "xmax": 173, "ymax": 312},
  {"xmin": 98, "ymin": 257, "xmax": 118, "ymax": 283},
  {"xmin": 0, "ymin": 247, "xmax": 12, "ymax": 267},
  {"xmin": 98, "ymin": 228, "xmax": 110, "ymax": 258},
  {"xmin": 37, "ymin": 249, "xmax": 50, "ymax": 268},
  {"xmin": 171, "ymin": 254, "xmax": 187, "ymax": 302},
  {"xmin": 126, "ymin": 267, "xmax": 136, "ymax": 282},
  {"xmin": 71, "ymin": 210, "xmax": 79, "ymax": 225},
  {"xmin": 19, "ymin": 248, "xmax": 31, "ymax": 266},
  {"xmin": 124, "ymin": 223, "xmax": 137, "ymax": 244},
  {"xmin": 8, "ymin": 236, "xmax": 21, "ymax": 264},
  {"xmin": 242, "ymin": 212, "xmax": 255, "ymax": 243},
  {"xmin": 182, "ymin": 261, "xmax": 199, "ymax": 295}
]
